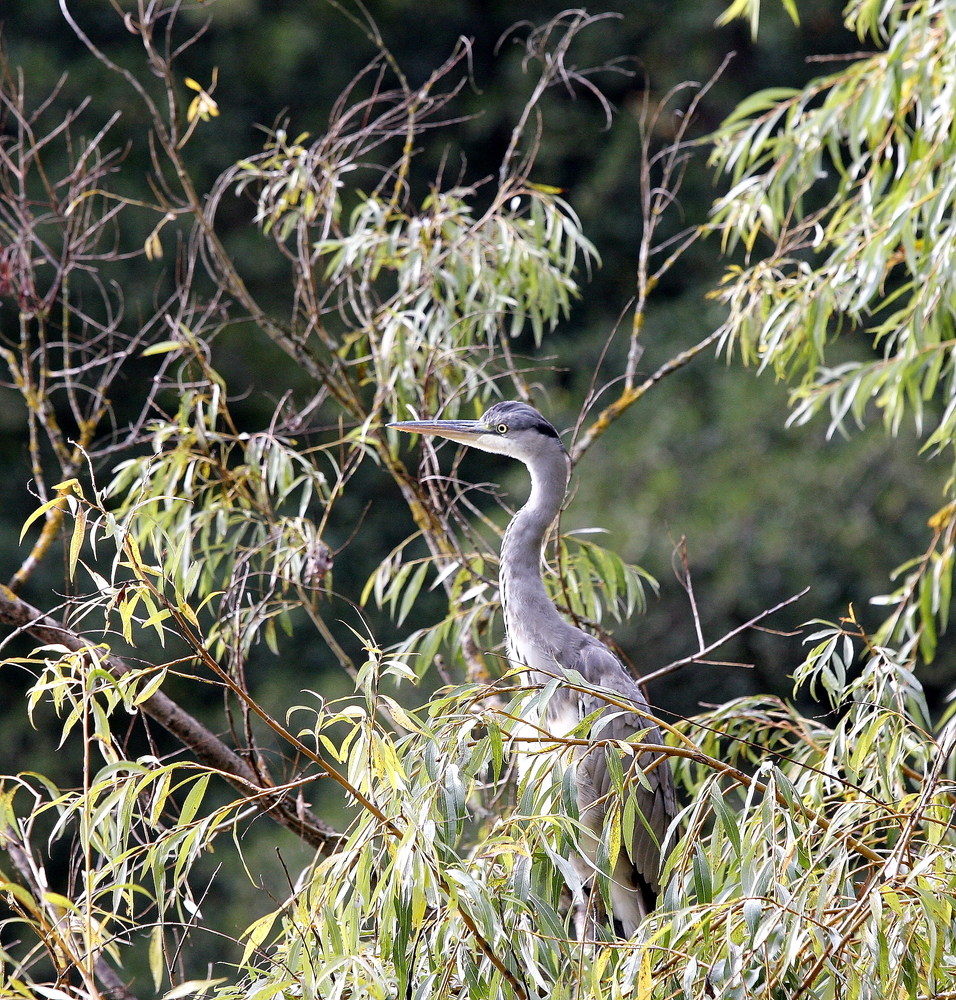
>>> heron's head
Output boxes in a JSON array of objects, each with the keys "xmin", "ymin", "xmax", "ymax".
[{"xmin": 389, "ymin": 400, "xmax": 568, "ymax": 465}]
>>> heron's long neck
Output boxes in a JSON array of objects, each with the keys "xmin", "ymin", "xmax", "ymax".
[{"xmin": 500, "ymin": 450, "xmax": 571, "ymax": 657}]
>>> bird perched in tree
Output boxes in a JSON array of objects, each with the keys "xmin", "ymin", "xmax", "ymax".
[{"xmin": 390, "ymin": 400, "xmax": 675, "ymax": 936}]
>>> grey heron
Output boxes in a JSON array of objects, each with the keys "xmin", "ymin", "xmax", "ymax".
[{"xmin": 390, "ymin": 400, "xmax": 676, "ymax": 936}]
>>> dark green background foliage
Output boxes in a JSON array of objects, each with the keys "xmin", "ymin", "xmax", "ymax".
[{"xmin": 2, "ymin": 0, "xmax": 954, "ymax": 994}]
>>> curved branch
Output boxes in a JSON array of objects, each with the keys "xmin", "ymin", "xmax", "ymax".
[{"xmin": 0, "ymin": 585, "xmax": 342, "ymax": 854}]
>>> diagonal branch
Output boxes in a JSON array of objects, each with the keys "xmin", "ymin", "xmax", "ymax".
[
  {"xmin": 639, "ymin": 586, "xmax": 810, "ymax": 687},
  {"xmin": 0, "ymin": 584, "xmax": 342, "ymax": 853},
  {"xmin": 571, "ymin": 329, "xmax": 723, "ymax": 463}
]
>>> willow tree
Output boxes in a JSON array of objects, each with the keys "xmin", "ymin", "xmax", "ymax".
[{"xmin": 0, "ymin": 1, "xmax": 954, "ymax": 999}]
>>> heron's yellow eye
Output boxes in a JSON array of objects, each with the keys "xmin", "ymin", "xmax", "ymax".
[{"xmin": 496, "ymin": 423, "xmax": 508, "ymax": 434}]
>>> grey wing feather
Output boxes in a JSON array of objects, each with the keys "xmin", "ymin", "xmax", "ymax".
[{"xmin": 573, "ymin": 639, "xmax": 677, "ymax": 895}]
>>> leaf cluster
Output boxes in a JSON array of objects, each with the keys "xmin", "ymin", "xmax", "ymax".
[{"xmin": 709, "ymin": 0, "xmax": 956, "ymax": 670}]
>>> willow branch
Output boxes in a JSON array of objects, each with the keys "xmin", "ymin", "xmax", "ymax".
[
  {"xmin": 571, "ymin": 329, "xmax": 722, "ymax": 464},
  {"xmin": 0, "ymin": 585, "xmax": 341, "ymax": 853},
  {"xmin": 506, "ymin": 717, "xmax": 884, "ymax": 868},
  {"xmin": 1, "ymin": 825, "xmax": 142, "ymax": 1000}
]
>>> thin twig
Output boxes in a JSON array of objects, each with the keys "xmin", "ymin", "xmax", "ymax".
[
  {"xmin": 638, "ymin": 587, "xmax": 810, "ymax": 687},
  {"xmin": 673, "ymin": 535, "xmax": 705, "ymax": 651}
]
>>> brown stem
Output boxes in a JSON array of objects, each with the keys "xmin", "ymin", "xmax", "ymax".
[
  {"xmin": 572, "ymin": 330, "xmax": 723, "ymax": 464},
  {"xmin": 0, "ymin": 584, "xmax": 341, "ymax": 853}
]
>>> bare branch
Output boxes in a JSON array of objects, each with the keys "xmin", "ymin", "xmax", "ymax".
[
  {"xmin": 639, "ymin": 586, "xmax": 811, "ymax": 687},
  {"xmin": 497, "ymin": 10, "xmax": 626, "ymax": 185},
  {"xmin": 673, "ymin": 535, "xmax": 705, "ymax": 651}
]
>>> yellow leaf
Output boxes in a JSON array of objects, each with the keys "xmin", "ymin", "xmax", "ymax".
[
  {"xmin": 141, "ymin": 341, "xmax": 183, "ymax": 357},
  {"xmin": 142, "ymin": 607, "xmax": 172, "ymax": 630},
  {"xmin": 125, "ymin": 533, "xmax": 143, "ymax": 567},
  {"xmin": 52, "ymin": 478, "xmax": 83, "ymax": 496},
  {"xmin": 929, "ymin": 501, "xmax": 956, "ymax": 531},
  {"xmin": 379, "ymin": 695, "xmax": 423, "ymax": 734},
  {"xmin": 19, "ymin": 496, "xmax": 67, "ymax": 542},
  {"xmin": 177, "ymin": 601, "xmax": 199, "ymax": 628},
  {"xmin": 636, "ymin": 947, "xmax": 653, "ymax": 1000},
  {"xmin": 239, "ymin": 911, "xmax": 279, "ymax": 966},
  {"xmin": 118, "ymin": 589, "xmax": 140, "ymax": 643},
  {"xmin": 68, "ymin": 507, "xmax": 87, "ymax": 580},
  {"xmin": 184, "ymin": 74, "xmax": 219, "ymax": 123},
  {"xmin": 42, "ymin": 891, "xmax": 78, "ymax": 912},
  {"xmin": 133, "ymin": 668, "xmax": 168, "ymax": 706},
  {"xmin": 144, "ymin": 231, "xmax": 163, "ymax": 260},
  {"xmin": 149, "ymin": 924, "xmax": 165, "ymax": 993}
]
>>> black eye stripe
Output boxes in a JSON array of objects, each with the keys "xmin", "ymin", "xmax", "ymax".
[
  {"xmin": 482, "ymin": 401, "xmax": 562, "ymax": 442},
  {"xmin": 535, "ymin": 421, "xmax": 560, "ymax": 440}
]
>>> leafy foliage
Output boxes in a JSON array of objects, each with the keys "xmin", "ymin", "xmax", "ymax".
[
  {"xmin": 1, "ymin": 1, "xmax": 955, "ymax": 999},
  {"xmin": 710, "ymin": 0, "xmax": 956, "ymax": 668},
  {"xmin": 104, "ymin": 342, "xmax": 333, "ymax": 663}
]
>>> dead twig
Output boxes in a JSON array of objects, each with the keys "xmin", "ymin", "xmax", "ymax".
[{"xmin": 639, "ymin": 586, "xmax": 810, "ymax": 687}]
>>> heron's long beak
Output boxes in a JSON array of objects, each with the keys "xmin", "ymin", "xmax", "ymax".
[{"xmin": 388, "ymin": 418, "xmax": 488, "ymax": 444}]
